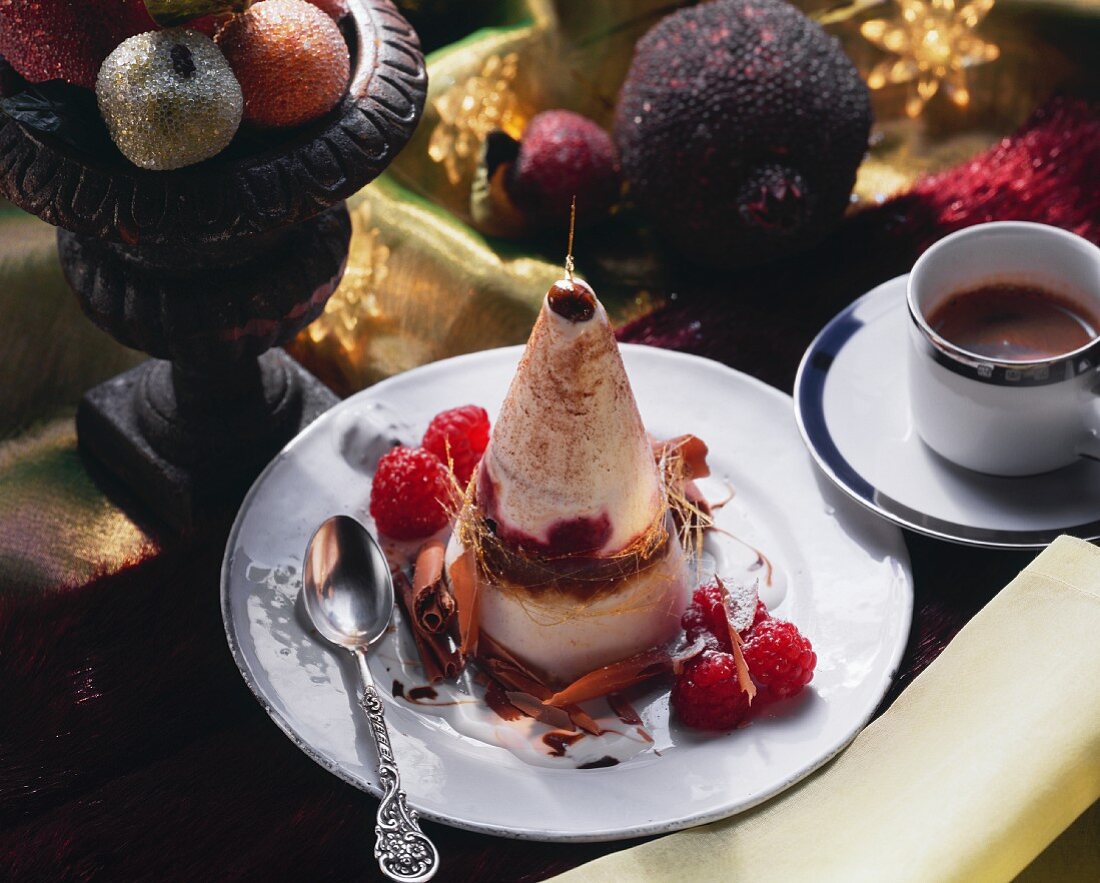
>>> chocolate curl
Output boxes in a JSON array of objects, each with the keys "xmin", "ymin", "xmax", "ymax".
[
  {"xmin": 653, "ymin": 434, "xmax": 714, "ymax": 532},
  {"xmin": 449, "ymin": 549, "xmax": 480, "ymax": 657},
  {"xmin": 562, "ymin": 704, "xmax": 603, "ymax": 736},
  {"xmin": 717, "ymin": 578, "xmax": 757, "ymax": 703},
  {"xmin": 652, "ymin": 434, "xmax": 711, "ymax": 479},
  {"xmin": 476, "ymin": 632, "xmax": 552, "ymax": 698},
  {"xmin": 670, "ymin": 635, "xmax": 708, "ymax": 675},
  {"xmin": 477, "ymin": 635, "xmax": 605, "ymax": 734},
  {"xmin": 546, "ymin": 646, "xmax": 672, "ymax": 708},
  {"xmin": 479, "ymin": 631, "xmax": 668, "ymax": 712},
  {"xmin": 503, "ymin": 692, "xmax": 576, "ymax": 731},
  {"xmin": 394, "ymin": 571, "xmax": 463, "ymax": 683},
  {"xmin": 411, "ymin": 540, "xmax": 455, "ymax": 634}
]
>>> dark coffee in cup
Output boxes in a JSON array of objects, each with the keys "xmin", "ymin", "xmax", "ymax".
[
  {"xmin": 907, "ymin": 222, "xmax": 1100, "ymax": 475},
  {"xmin": 926, "ymin": 282, "xmax": 1099, "ymax": 361}
]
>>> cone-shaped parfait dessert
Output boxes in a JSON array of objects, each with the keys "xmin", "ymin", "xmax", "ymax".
[{"xmin": 449, "ymin": 276, "xmax": 691, "ymax": 688}]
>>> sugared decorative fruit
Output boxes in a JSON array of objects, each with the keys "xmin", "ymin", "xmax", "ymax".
[
  {"xmin": 0, "ymin": 0, "xmax": 156, "ymax": 89},
  {"xmin": 509, "ymin": 111, "xmax": 620, "ymax": 227},
  {"xmin": 744, "ymin": 619, "xmax": 816, "ymax": 698},
  {"xmin": 615, "ymin": 0, "xmax": 872, "ymax": 268},
  {"xmin": 672, "ymin": 650, "xmax": 752, "ymax": 730},
  {"xmin": 305, "ymin": 0, "xmax": 350, "ymax": 18},
  {"xmin": 422, "ymin": 405, "xmax": 491, "ymax": 486},
  {"xmin": 96, "ymin": 29, "xmax": 244, "ymax": 170},
  {"xmin": 471, "ymin": 110, "xmax": 620, "ymax": 237},
  {"xmin": 216, "ymin": 0, "xmax": 350, "ymax": 129},
  {"xmin": 370, "ymin": 446, "xmax": 454, "ymax": 540}
]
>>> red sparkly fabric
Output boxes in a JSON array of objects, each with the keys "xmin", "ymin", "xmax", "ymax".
[{"xmin": 1, "ymin": 97, "xmax": 1097, "ymax": 881}]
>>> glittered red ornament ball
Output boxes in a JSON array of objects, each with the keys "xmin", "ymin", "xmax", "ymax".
[
  {"xmin": 615, "ymin": 0, "xmax": 872, "ymax": 269},
  {"xmin": 0, "ymin": 0, "xmax": 157, "ymax": 89}
]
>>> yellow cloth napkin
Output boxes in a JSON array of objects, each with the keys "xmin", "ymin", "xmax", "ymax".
[{"xmin": 553, "ymin": 535, "xmax": 1100, "ymax": 883}]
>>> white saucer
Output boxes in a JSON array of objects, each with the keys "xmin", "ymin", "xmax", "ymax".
[
  {"xmin": 222, "ymin": 345, "xmax": 912, "ymax": 841},
  {"xmin": 795, "ymin": 275, "xmax": 1100, "ymax": 549}
]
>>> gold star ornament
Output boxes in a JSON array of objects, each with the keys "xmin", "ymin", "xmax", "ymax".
[{"xmin": 861, "ymin": 0, "xmax": 1000, "ymax": 118}]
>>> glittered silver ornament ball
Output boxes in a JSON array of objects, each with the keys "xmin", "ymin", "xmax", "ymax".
[{"xmin": 97, "ymin": 29, "xmax": 244, "ymax": 171}]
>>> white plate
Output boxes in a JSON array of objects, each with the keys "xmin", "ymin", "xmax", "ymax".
[
  {"xmin": 222, "ymin": 345, "xmax": 912, "ymax": 842},
  {"xmin": 795, "ymin": 275, "xmax": 1100, "ymax": 549}
]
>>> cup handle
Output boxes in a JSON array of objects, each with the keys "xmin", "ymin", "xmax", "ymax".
[{"xmin": 1078, "ymin": 371, "xmax": 1100, "ymax": 462}]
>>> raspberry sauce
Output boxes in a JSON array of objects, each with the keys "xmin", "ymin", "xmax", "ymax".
[{"xmin": 477, "ymin": 467, "xmax": 613, "ymax": 555}]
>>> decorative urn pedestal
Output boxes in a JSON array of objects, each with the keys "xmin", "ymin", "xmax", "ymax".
[{"xmin": 0, "ymin": 0, "xmax": 425, "ymax": 530}]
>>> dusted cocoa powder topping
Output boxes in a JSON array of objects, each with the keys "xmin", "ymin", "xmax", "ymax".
[{"xmin": 547, "ymin": 279, "xmax": 597, "ymax": 322}]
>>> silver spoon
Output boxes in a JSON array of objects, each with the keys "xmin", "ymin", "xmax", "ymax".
[{"xmin": 303, "ymin": 515, "xmax": 440, "ymax": 883}]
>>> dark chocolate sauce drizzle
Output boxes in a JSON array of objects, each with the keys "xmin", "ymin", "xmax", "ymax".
[
  {"xmin": 542, "ymin": 731, "xmax": 585, "ymax": 757},
  {"xmin": 577, "ymin": 756, "xmax": 620, "ymax": 769}
]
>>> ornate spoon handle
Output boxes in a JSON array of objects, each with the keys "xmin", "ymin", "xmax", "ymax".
[{"xmin": 355, "ymin": 649, "xmax": 440, "ymax": 882}]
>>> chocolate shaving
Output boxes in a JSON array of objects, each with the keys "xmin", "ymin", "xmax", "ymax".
[
  {"xmin": 546, "ymin": 646, "xmax": 672, "ymax": 708},
  {"xmin": 449, "ymin": 549, "xmax": 480, "ymax": 656},
  {"xmin": 504, "ymin": 692, "xmax": 576, "ymax": 731},
  {"xmin": 394, "ymin": 570, "xmax": 463, "ymax": 683},
  {"xmin": 476, "ymin": 632, "xmax": 553, "ymax": 699},
  {"xmin": 483, "ymin": 680, "xmax": 525, "ymax": 721},
  {"xmin": 717, "ymin": 578, "xmax": 757, "ymax": 703},
  {"xmin": 652, "ymin": 434, "xmax": 711, "ymax": 479},
  {"xmin": 563, "ymin": 705, "xmax": 603, "ymax": 736},
  {"xmin": 411, "ymin": 539, "xmax": 455, "ymax": 633},
  {"xmin": 608, "ymin": 694, "xmax": 643, "ymax": 726},
  {"xmin": 477, "ymin": 631, "xmax": 671, "ymax": 712},
  {"xmin": 671, "ymin": 635, "xmax": 708, "ymax": 675}
]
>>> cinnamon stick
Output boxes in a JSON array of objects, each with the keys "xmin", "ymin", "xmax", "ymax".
[{"xmin": 394, "ymin": 570, "xmax": 463, "ymax": 683}]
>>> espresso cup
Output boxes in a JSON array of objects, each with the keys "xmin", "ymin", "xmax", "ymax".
[{"xmin": 907, "ymin": 222, "xmax": 1100, "ymax": 476}]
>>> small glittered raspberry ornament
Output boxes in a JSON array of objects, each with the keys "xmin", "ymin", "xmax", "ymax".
[
  {"xmin": 216, "ymin": 0, "xmax": 351, "ymax": 129},
  {"xmin": 471, "ymin": 109, "xmax": 620, "ymax": 237},
  {"xmin": 97, "ymin": 29, "xmax": 244, "ymax": 170},
  {"xmin": 0, "ymin": 0, "xmax": 157, "ymax": 89}
]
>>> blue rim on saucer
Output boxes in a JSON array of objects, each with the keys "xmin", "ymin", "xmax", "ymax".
[{"xmin": 794, "ymin": 275, "xmax": 1100, "ymax": 550}]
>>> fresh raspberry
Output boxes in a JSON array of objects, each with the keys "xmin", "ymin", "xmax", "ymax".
[
  {"xmin": 671, "ymin": 651, "xmax": 752, "ymax": 730},
  {"xmin": 740, "ymin": 598, "xmax": 771, "ymax": 642},
  {"xmin": 422, "ymin": 406, "xmax": 491, "ymax": 486},
  {"xmin": 744, "ymin": 619, "xmax": 816, "ymax": 698},
  {"xmin": 681, "ymin": 582, "xmax": 732, "ymax": 649},
  {"xmin": 369, "ymin": 447, "xmax": 454, "ymax": 540}
]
